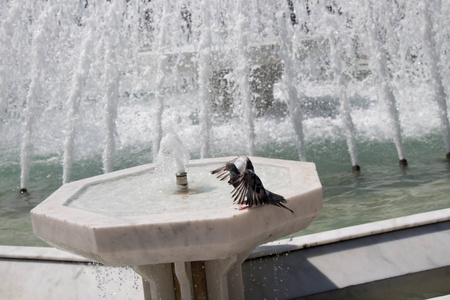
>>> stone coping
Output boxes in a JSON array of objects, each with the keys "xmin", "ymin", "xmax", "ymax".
[
  {"xmin": 250, "ymin": 207, "xmax": 450, "ymax": 259},
  {"xmin": 2, "ymin": 207, "xmax": 450, "ymax": 263},
  {"xmin": 0, "ymin": 245, "xmax": 89, "ymax": 263}
]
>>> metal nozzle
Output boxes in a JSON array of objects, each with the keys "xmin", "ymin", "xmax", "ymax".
[{"xmin": 176, "ymin": 172, "xmax": 188, "ymax": 192}]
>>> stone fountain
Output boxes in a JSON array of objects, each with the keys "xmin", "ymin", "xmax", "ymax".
[
  {"xmin": 31, "ymin": 156, "xmax": 322, "ymax": 299},
  {"xmin": 1, "ymin": 0, "xmax": 449, "ymax": 296}
]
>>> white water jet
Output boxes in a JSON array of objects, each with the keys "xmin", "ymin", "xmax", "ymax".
[
  {"xmin": 366, "ymin": 1, "xmax": 406, "ymax": 164},
  {"xmin": 62, "ymin": 18, "xmax": 95, "ymax": 184},
  {"xmin": 102, "ymin": 1, "xmax": 123, "ymax": 174},
  {"xmin": 325, "ymin": 9, "xmax": 359, "ymax": 169},
  {"xmin": 124, "ymin": 1, "xmax": 145, "ymax": 95},
  {"xmin": 198, "ymin": 0, "xmax": 213, "ymax": 159},
  {"xmin": 421, "ymin": 1, "xmax": 450, "ymax": 157},
  {"xmin": 277, "ymin": 10, "xmax": 307, "ymax": 162},
  {"xmin": 0, "ymin": 1, "xmax": 24, "ymax": 123},
  {"xmin": 329, "ymin": 34, "xmax": 359, "ymax": 168},
  {"xmin": 20, "ymin": 4, "xmax": 54, "ymax": 191},
  {"xmin": 235, "ymin": 0, "xmax": 255, "ymax": 156},
  {"xmin": 152, "ymin": 1, "xmax": 171, "ymax": 162},
  {"xmin": 157, "ymin": 129, "xmax": 190, "ymax": 175}
]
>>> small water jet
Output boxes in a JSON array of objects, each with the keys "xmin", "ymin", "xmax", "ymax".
[
  {"xmin": 366, "ymin": 1, "xmax": 407, "ymax": 166},
  {"xmin": 19, "ymin": 3, "xmax": 54, "ymax": 192},
  {"xmin": 62, "ymin": 17, "xmax": 95, "ymax": 184},
  {"xmin": 324, "ymin": 7, "xmax": 360, "ymax": 171},
  {"xmin": 421, "ymin": 0, "xmax": 450, "ymax": 160},
  {"xmin": 156, "ymin": 129, "xmax": 191, "ymax": 193},
  {"xmin": 277, "ymin": 9, "xmax": 307, "ymax": 162},
  {"xmin": 101, "ymin": 1, "xmax": 123, "ymax": 174},
  {"xmin": 197, "ymin": 0, "xmax": 213, "ymax": 159},
  {"xmin": 235, "ymin": 0, "xmax": 255, "ymax": 156},
  {"xmin": 151, "ymin": 1, "xmax": 171, "ymax": 163}
]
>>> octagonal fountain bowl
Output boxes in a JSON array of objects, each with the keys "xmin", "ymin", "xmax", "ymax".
[{"xmin": 31, "ymin": 156, "xmax": 322, "ymax": 300}]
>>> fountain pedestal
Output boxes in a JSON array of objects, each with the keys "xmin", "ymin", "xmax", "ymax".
[
  {"xmin": 134, "ymin": 251, "xmax": 251, "ymax": 299},
  {"xmin": 31, "ymin": 157, "xmax": 322, "ymax": 299}
]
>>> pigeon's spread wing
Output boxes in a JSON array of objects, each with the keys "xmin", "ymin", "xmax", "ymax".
[
  {"xmin": 245, "ymin": 158, "xmax": 254, "ymax": 172},
  {"xmin": 232, "ymin": 170, "xmax": 267, "ymax": 206},
  {"xmin": 210, "ymin": 157, "xmax": 238, "ymax": 182}
]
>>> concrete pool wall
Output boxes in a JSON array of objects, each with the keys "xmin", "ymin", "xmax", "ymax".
[{"xmin": 1, "ymin": 208, "xmax": 450, "ymax": 299}]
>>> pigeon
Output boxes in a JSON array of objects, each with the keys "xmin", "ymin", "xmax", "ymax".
[
  {"xmin": 211, "ymin": 156, "xmax": 254, "ymax": 188},
  {"xmin": 211, "ymin": 156, "xmax": 293, "ymax": 213}
]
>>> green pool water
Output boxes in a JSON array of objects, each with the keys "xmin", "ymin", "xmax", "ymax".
[{"xmin": 1, "ymin": 134, "xmax": 449, "ymax": 246}]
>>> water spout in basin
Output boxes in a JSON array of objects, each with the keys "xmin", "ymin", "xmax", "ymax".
[
  {"xmin": 277, "ymin": 10, "xmax": 307, "ymax": 162},
  {"xmin": 102, "ymin": 1, "xmax": 124, "ymax": 174},
  {"xmin": 157, "ymin": 130, "xmax": 191, "ymax": 193},
  {"xmin": 325, "ymin": 7, "xmax": 360, "ymax": 171},
  {"xmin": 235, "ymin": 0, "xmax": 255, "ymax": 156},
  {"xmin": 366, "ymin": 1, "xmax": 407, "ymax": 166},
  {"xmin": 152, "ymin": 1, "xmax": 171, "ymax": 163},
  {"xmin": 198, "ymin": 0, "xmax": 213, "ymax": 159},
  {"xmin": 20, "ymin": 4, "xmax": 55, "ymax": 192},
  {"xmin": 62, "ymin": 17, "xmax": 95, "ymax": 185},
  {"xmin": 421, "ymin": 1, "xmax": 450, "ymax": 160}
]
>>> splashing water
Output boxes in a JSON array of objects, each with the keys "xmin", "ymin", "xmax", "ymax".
[{"xmin": 156, "ymin": 129, "xmax": 190, "ymax": 175}]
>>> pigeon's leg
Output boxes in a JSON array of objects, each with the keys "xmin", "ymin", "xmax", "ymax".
[{"xmin": 238, "ymin": 205, "xmax": 249, "ymax": 210}]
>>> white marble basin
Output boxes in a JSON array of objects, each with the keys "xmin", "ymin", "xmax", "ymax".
[{"xmin": 31, "ymin": 157, "xmax": 322, "ymax": 266}]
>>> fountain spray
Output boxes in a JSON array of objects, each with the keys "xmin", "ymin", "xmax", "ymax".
[
  {"xmin": 235, "ymin": 0, "xmax": 255, "ymax": 156},
  {"xmin": 20, "ymin": 4, "xmax": 56, "ymax": 192},
  {"xmin": 198, "ymin": 0, "xmax": 213, "ymax": 159},
  {"xmin": 277, "ymin": 10, "xmax": 307, "ymax": 162},
  {"xmin": 366, "ymin": 0, "xmax": 407, "ymax": 167},
  {"xmin": 157, "ymin": 130, "xmax": 191, "ymax": 193},
  {"xmin": 152, "ymin": 1, "xmax": 171, "ymax": 163},
  {"xmin": 324, "ymin": 6, "xmax": 360, "ymax": 172},
  {"xmin": 421, "ymin": 1, "xmax": 450, "ymax": 160}
]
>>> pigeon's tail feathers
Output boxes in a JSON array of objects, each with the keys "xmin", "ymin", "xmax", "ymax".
[
  {"xmin": 267, "ymin": 191, "xmax": 287, "ymax": 203},
  {"xmin": 267, "ymin": 191, "xmax": 294, "ymax": 214}
]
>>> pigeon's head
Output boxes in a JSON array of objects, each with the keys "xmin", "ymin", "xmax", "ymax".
[{"xmin": 225, "ymin": 163, "xmax": 239, "ymax": 174}]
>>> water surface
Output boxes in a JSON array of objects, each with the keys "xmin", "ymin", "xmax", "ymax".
[{"xmin": 1, "ymin": 134, "xmax": 449, "ymax": 246}]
